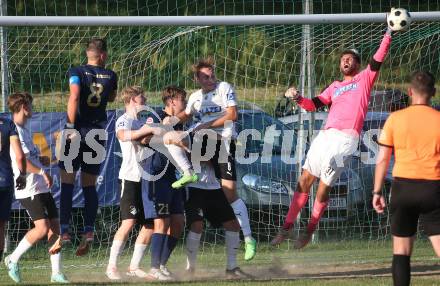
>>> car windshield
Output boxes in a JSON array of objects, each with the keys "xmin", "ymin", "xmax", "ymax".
[{"xmin": 236, "ymin": 111, "xmax": 297, "ymax": 155}]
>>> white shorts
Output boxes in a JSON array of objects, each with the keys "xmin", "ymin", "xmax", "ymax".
[{"xmin": 303, "ymin": 128, "xmax": 359, "ymax": 187}]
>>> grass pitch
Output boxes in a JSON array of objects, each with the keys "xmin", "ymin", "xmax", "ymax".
[{"xmin": 1, "ymin": 239, "xmax": 439, "ymax": 285}]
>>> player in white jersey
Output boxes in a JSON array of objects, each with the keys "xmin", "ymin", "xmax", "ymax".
[
  {"xmin": 4, "ymin": 92, "xmax": 68, "ymax": 284},
  {"xmin": 184, "ymin": 161, "xmax": 252, "ymax": 279},
  {"xmin": 176, "ymin": 58, "xmax": 256, "ymax": 261},
  {"xmin": 106, "ymin": 86, "xmax": 160, "ymax": 280}
]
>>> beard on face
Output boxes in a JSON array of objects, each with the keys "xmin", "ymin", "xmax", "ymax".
[{"xmin": 341, "ymin": 63, "xmax": 358, "ymax": 76}]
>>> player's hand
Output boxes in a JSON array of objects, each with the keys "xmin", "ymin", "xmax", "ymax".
[
  {"xmin": 39, "ymin": 156, "xmax": 51, "ymax": 167},
  {"xmin": 15, "ymin": 173, "xmax": 26, "ymax": 190},
  {"xmin": 285, "ymin": 86, "xmax": 300, "ymax": 100},
  {"xmin": 42, "ymin": 172, "xmax": 53, "ymax": 188},
  {"xmin": 162, "ymin": 115, "xmax": 180, "ymax": 126},
  {"xmin": 372, "ymin": 193, "xmax": 386, "ymax": 214}
]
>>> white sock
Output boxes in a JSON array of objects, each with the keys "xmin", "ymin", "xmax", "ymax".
[
  {"xmin": 10, "ymin": 237, "xmax": 32, "ymax": 263},
  {"xmin": 225, "ymin": 231, "xmax": 239, "ymax": 270},
  {"xmin": 50, "ymin": 252, "xmax": 61, "ymax": 275},
  {"xmin": 108, "ymin": 240, "xmax": 125, "ymax": 268},
  {"xmin": 231, "ymin": 199, "xmax": 252, "ymax": 238},
  {"xmin": 166, "ymin": 144, "xmax": 193, "ymax": 174},
  {"xmin": 186, "ymin": 231, "xmax": 201, "ymax": 270},
  {"xmin": 129, "ymin": 243, "xmax": 148, "ymax": 270}
]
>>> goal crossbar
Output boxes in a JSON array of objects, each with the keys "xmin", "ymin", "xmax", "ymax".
[{"xmin": 0, "ymin": 12, "xmax": 440, "ymax": 26}]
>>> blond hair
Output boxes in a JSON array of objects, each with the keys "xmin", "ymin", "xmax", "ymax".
[{"xmin": 120, "ymin": 86, "xmax": 144, "ymax": 104}]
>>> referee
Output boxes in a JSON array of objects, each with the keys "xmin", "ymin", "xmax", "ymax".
[{"xmin": 373, "ymin": 71, "xmax": 440, "ymax": 286}]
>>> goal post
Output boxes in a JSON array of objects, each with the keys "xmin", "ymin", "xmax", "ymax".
[{"xmin": 1, "ymin": 12, "xmax": 440, "ymax": 26}]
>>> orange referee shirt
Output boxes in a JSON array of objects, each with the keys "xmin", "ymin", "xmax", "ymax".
[{"xmin": 378, "ymin": 105, "xmax": 440, "ymax": 180}]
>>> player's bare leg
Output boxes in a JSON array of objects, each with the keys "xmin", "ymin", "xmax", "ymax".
[
  {"xmin": 294, "ymin": 180, "xmax": 331, "ymax": 249},
  {"xmin": 271, "ymin": 170, "xmax": 316, "ymax": 246},
  {"xmin": 59, "ymin": 170, "xmax": 76, "ymax": 243},
  {"xmin": 47, "ymin": 219, "xmax": 62, "ymax": 255},
  {"xmin": 429, "ymin": 235, "xmax": 440, "ymax": 257},
  {"xmin": 76, "ymin": 172, "xmax": 98, "ymax": 256}
]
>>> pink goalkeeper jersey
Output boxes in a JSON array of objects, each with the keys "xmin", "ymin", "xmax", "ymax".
[{"xmin": 298, "ymin": 33, "xmax": 391, "ymax": 137}]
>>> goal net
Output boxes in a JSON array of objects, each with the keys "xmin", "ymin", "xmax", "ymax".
[{"xmin": 1, "ymin": 0, "xmax": 439, "ymax": 282}]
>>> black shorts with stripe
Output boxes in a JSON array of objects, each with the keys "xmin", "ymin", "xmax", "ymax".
[
  {"xmin": 390, "ymin": 178, "xmax": 440, "ymax": 237},
  {"xmin": 184, "ymin": 187, "xmax": 236, "ymax": 228},
  {"xmin": 19, "ymin": 192, "xmax": 58, "ymax": 221},
  {"xmin": 119, "ymin": 179, "xmax": 152, "ymax": 226},
  {"xmin": 191, "ymin": 135, "xmax": 237, "ymax": 181}
]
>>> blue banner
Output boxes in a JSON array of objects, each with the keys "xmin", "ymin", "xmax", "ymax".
[{"xmin": 8, "ymin": 110, "xmax": 122, "ymax": 209}]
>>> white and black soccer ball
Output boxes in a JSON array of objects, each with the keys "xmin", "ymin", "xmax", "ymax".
[{"xmin": 387, "ymin": 8, "xmax": 411, "ymax": 31}]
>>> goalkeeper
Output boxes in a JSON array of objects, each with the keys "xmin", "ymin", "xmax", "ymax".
[{"xmin": 272, "ymin": 11, "xmax": 396, "ymax": 248}]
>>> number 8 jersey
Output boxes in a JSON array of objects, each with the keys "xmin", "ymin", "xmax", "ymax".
[{"xmin": 68, "ymin": 64, "xmax": 117, "ymax": 127}]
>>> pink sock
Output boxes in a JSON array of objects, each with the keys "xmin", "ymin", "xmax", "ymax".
[
  {"xmin": 282, "ymin": 192, "xmax": 309, "ymax": 230},
  {"xmin": 306, "ymin": 198, "xmax": 329, "ymax": 234}
]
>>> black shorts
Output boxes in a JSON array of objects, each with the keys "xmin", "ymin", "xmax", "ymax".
[
  {"xmin": 19, "ymin": 193, "xmax": 58, "ymax": 221},
  {"xmin": 193, "ymin": 135, "xmax": 236, "ymax": 181},
  {"xmin": 0, "ymin": 187, "xmax": 13, "ymax": 221},
  {"xmin": 120, "ymin": 179, "xmax": 147, "ymax": 225},
  {"xmin": 185, "ymin": 187, "xmax": 236, "ymax": 228},
  {"xmin": 58, "ymin": 126, "xmax": 107, "ymax": 176},
  {"xmin": 390, "ymin": 178, "xmax": 440, "ymax": 237}
]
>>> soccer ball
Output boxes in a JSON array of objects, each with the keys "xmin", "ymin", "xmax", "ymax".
[{"xmin": 387, "ymin": 8, "xmax": 411, "ymax": 31}]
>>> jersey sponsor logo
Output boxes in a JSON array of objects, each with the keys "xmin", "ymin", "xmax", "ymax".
[
  {"xmin": 200, "ymin": 105, "xmax": 222, "ymax": 115},
  {"xmin": 84, "ymin": 72, "xmax": 111, "ymax": 79},
  {"xmin": 333, "ymin": 83, "xmax": 358, "ymax": 99}
]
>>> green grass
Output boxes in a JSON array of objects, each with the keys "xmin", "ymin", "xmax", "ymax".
[{"xmin": 1, "ymin": 240, "xmax": 439, "ymax": 285}]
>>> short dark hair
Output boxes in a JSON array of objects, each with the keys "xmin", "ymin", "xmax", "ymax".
[
  {"xmin": 410, "ymin": 71, "xmax": 436, "ymax": 97},
  {"xmin": 86, "ymin": 38, "xmax": 107, "ymax": 53},
  {"xmin": 341, "ymin": 49, "xmax": 361, "ymax": 64},
  {"xmin": 162, "ymin": 86, "xmax": 186, "ymax": 105},
  {"xmin": 8, "ymin": 92, "xmax": 33, "ymax": 113}
]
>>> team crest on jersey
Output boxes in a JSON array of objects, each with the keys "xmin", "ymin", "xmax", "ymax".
[{"xmin": 146, "ymin": 117, "xmax": 154, "ymax": 124}]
